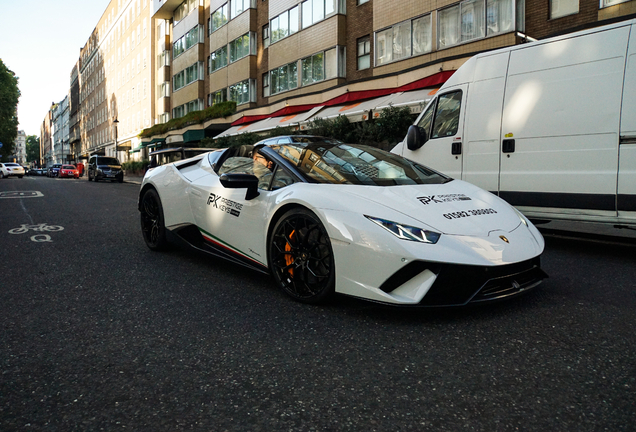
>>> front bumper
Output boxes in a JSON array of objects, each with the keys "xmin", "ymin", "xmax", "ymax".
[
  {"xmin": 323, "ymin": 209, "xmax": 546, "ymax": 306},
  {"xmin": 379, "ymin": 257, "xmax": 546, "ymax": 306}
]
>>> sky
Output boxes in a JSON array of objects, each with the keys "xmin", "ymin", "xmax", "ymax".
[{"xmin": 0, "ymin": 0, "xmax": 111, "ymax": 137}]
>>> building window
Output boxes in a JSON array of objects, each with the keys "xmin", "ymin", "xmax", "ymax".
[
  {"xmin": 263, "ymin": 24, "xmax": 270, "ymax": 48},
  {"xmin": 271, "ymin": 6, "xmax": 299, "ymax": 44},
  {"xmin": 601, "ymin": 0, "xmax": 629, "ymax": 6},
  {"xmin": 174, "ymin": 0, "xmax": 198, "ymax": 26},
  {"xmin": 210, "ymin": 46, "xmax": 228, "ymax": 73},
  {"xmin": 229, "ymin": 33, "xmax": 254, "ymax": 63},
  {"xmin": 263, "ymin": 73, "xmax": 270, "ymax": 97},
  {"xmin": 376, "ymin": 15, "xmax": 433, "ymax": 65},
  {"xmin": 302, "ymin": 0, "xmax": 343, "ymax": 29},
  {"xmin": 208, "ymin": 88, "xmax": 228, "ymax": 106},
  {"xmin": 172, "ymin": 99, "xmax": 204, "ymax": 119},
  {"xmin": 230, "ymin": 0, "xmax": 255, "ymax": 19},
  {"xmin": 173, "ymin": 25, "xmax": 204, "ymax": 59},
  {"xmin": 301, "ymin": 46, "xmax": 344, "ymax": 86},
  {"xmin": 269, "ymin": 61, "xmax": 299, "ymax": 95},
  {"xmin": 486, "ymin": 0, "xmax": 514, "ymax": 35},
  {"xmin": 357, "ymin": 36, "xmax": 370, "ymax": 70},
  {"xmin": 159, "ymin": 81, "xmax": 170, "ymax": 97},
  {"xmin": 173, "ymin": 62, "xmax": 204, "ymax": 92},
  {"xmin": 158, "ymin": 50, "xmax": 170, "ymax": 67},
  {"xmin": 550, "ymin": 0, "xmax": 579, "ymax": 18},
  {"xmin": 358, "ymin": 0, "xmax": 369, "ymax": 4},
  {"xmin": 437, "ymin": 0, "xmax": 514, "ymax": 50},
  {"xmin": 229, "ymin": 79, "xmax": 255, "ymax": 105},
  {"xmin": 211, "ymin": 3, "xmax": 229, "ymax": 32}
]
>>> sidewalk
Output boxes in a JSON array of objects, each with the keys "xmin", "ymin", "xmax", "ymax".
[{"xmin": 124, "ymin": 173, "xmax": 144, "ymax": 185}]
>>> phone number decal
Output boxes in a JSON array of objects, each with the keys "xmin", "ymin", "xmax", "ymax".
[{"xmin": 443, "ymin": 208, "xmax": 498, "ymax": 220}]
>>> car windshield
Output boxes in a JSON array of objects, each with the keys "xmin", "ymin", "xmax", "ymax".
[
  {"xmin": 97, "ymin": 157, "xmax": 120, "ymax": 166},
  {"xmin": 290, "ymin": 136, "xmax": 342, "ymax": 144},
  {"xmin": 270, "ymin": 142, "xmax": 451, "ymax": 186},
  {"xmin": 6, "ymin": 163, "xmax": 20, "ymax": 167},
  {"xmin": 62, "ymin": 165, "xmax": 75, "ymax": 169}
]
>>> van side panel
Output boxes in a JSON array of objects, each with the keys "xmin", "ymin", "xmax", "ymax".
[
  {"xmin": 499, "ymin": 26, "xmax": 630, "ymax": 213},
  {"xmin": 462, "ymin": 52, "xmax": 509, "ymax": 193},
  {"xmin": 618, "ymin": 23, "xmax": 636, "ymax": 218}
]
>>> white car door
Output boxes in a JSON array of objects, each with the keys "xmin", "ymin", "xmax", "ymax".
[{"xmin": 187, "ymin": 151, "xmax": 275, "ymax": 269}]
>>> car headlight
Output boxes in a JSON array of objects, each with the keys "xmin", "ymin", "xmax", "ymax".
[
  {"xmin": 365, "ymin": 215, "xmax": 441, "ymax": 244},
  {"xmin": 512, "ymin": 207, "xmax": 529, "ymax": 227}
]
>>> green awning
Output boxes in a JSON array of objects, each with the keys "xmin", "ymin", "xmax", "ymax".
[
  {"xmin": 129, "ymin": 143, "xmax": 146, "ymax": 153},
  {"xmin": 183, "ymin": 129, "xmax": 205, "ymax": 143}
]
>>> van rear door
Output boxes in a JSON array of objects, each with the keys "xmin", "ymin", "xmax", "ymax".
[
  {"xmin": 618, "ymin": 22, "xmax": 636, "ymax": 220},
  {"xmin": 498, "ymin": 25, "xmax": 629, "ymax": 217}
]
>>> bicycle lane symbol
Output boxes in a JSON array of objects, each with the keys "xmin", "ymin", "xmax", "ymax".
[{"xmin": 8, "ymin": 223, "xmax": 64, "ymax": 243}]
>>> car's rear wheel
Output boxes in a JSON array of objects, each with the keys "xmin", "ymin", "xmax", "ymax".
[
  {"xmin": 140, "ymin": 188, "xmax": 168, "ymax": 251},
  {"xmin": 269, "ymin": 208, "xmax": 335, "ymax": 303}
]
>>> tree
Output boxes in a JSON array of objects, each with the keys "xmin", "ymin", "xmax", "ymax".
[
  {"xmin": 26, "ymin": 135, "xmax": 40, "ymax": 162},
  {"xmin": 0, "ymin": 59, "xmax": 20, "ymax": 161}
]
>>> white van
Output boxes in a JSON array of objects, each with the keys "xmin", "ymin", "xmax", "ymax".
[{"xmin": 393, "ymin": 19, "xmax": 636, "ymax": 227}]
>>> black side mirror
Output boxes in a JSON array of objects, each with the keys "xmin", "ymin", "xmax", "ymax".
[
  {"xmin": 220, "ymin": 173, "xmax": 260, "ymax": 200},
  {"xmin": 406, "ymin": 125, "xmax": 427, "ymax": 151}
]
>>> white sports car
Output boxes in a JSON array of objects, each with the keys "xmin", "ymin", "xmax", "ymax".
[{"xmin": 138, "ymin": 138, "xmax": 546, "ymax": 306}]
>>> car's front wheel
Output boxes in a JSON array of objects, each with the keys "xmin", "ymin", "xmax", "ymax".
[
  {"xmin": 140, "ymin": 188, "xmax": 168, "ymax": 251},
  {"xmin": 269, "ymin": 208, "xmax": 335, "ymax": 304}
]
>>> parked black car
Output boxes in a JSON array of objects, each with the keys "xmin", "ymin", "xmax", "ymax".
[{"xmin": 87, "ymin": 156, "xmax": 123, "ymax": 183}]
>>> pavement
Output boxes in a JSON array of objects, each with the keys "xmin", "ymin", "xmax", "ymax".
[{"xmin": 123, "ymin": 173, "xmax": 144, "ymax": 184}]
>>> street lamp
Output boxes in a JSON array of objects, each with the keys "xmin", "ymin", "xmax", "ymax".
[{"xmin": 113, "ymin": 118, "xmax": 119, "ymax": 158}]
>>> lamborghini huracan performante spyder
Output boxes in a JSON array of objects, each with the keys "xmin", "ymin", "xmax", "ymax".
[{"xmin": 138, "ymin": 139, "xmax": 547, "ymax": 306}]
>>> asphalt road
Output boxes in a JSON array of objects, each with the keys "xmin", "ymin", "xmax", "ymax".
[{"xmin": 1, "ymin": 176, "xmax": 635, "ymax": 431}]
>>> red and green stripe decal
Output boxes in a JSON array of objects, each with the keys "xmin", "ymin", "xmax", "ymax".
[{"xmin": 198, "ymin": 227, "xmax": 266, "ymax": 268}]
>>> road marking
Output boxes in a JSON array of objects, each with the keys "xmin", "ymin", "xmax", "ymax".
[
  {"xmin": 8, "ymin": 223, "xmax": 64, "ymax": 242},
  {"xmin": 0, "ymin": 191, "xmax": 44, "ymax": 199}
]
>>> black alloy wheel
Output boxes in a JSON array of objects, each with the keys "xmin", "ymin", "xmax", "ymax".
[
  {"xmin": 140, "ymin": 188, "xmax": 168, "ymax": 251},
  {"xmin": 269, "ymin": 208, "xmax": 335, "ymax": 303}
]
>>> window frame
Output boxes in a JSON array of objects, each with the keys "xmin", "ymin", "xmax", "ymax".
[{"xmin": 357, "ymin": 36, "xmax": 371, "ymax": 70}]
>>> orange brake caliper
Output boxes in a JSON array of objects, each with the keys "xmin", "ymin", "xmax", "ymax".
[{"xmin": 284, "ymin": 229, "xmax": 296, "ymax": 277}]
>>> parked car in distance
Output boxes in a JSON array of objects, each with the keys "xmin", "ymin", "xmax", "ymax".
[
  {"xmin": 88, "ymin": 156, "xmax": 123, "ymax": 182},
  {"xmin": 0, "ymin": 163, "xmax": 25, "ymax": 178},
  {"xmin": 148, "ymin": 147, "xmax": 211, "ymax": 169},
  {"xmin": 47, "ymin": 164, "xmax": 62, "ymax": 177},
  {"xmin": 59, "ymin": 165, "xmax": 79, "ymax": 179}
]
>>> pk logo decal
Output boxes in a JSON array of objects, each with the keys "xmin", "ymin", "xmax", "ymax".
[
  {"xmin": 207, "ymin": 193, "xmax": 220, "ymax": 208},
  {"xmin": 207, "ymin": 193, "xmax": 242, "ymax": 217},
  {"xmin": 417, "ymin": 194, "xmax": 472, "ymax": 205}
]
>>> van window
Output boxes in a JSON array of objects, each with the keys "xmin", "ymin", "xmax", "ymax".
[
  {"xmin": 431, "ymin": 91, "xmax": 462, "ymax": 139},
  {"xmin": 417, "ymin": 101, "xmax": 436, "ymax": 137}
]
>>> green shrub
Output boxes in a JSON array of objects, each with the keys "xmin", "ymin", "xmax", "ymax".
[
  {"xmin": 139, "ymin": 101, "xmax": 236, "ymax": 138},
  {"xmin": 202, "ymin": 103, "xmax": 416, "ymax": 149},
  {"xmin": 122, "ymin": 160, "xmax": 149, "ymax": 174}
]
